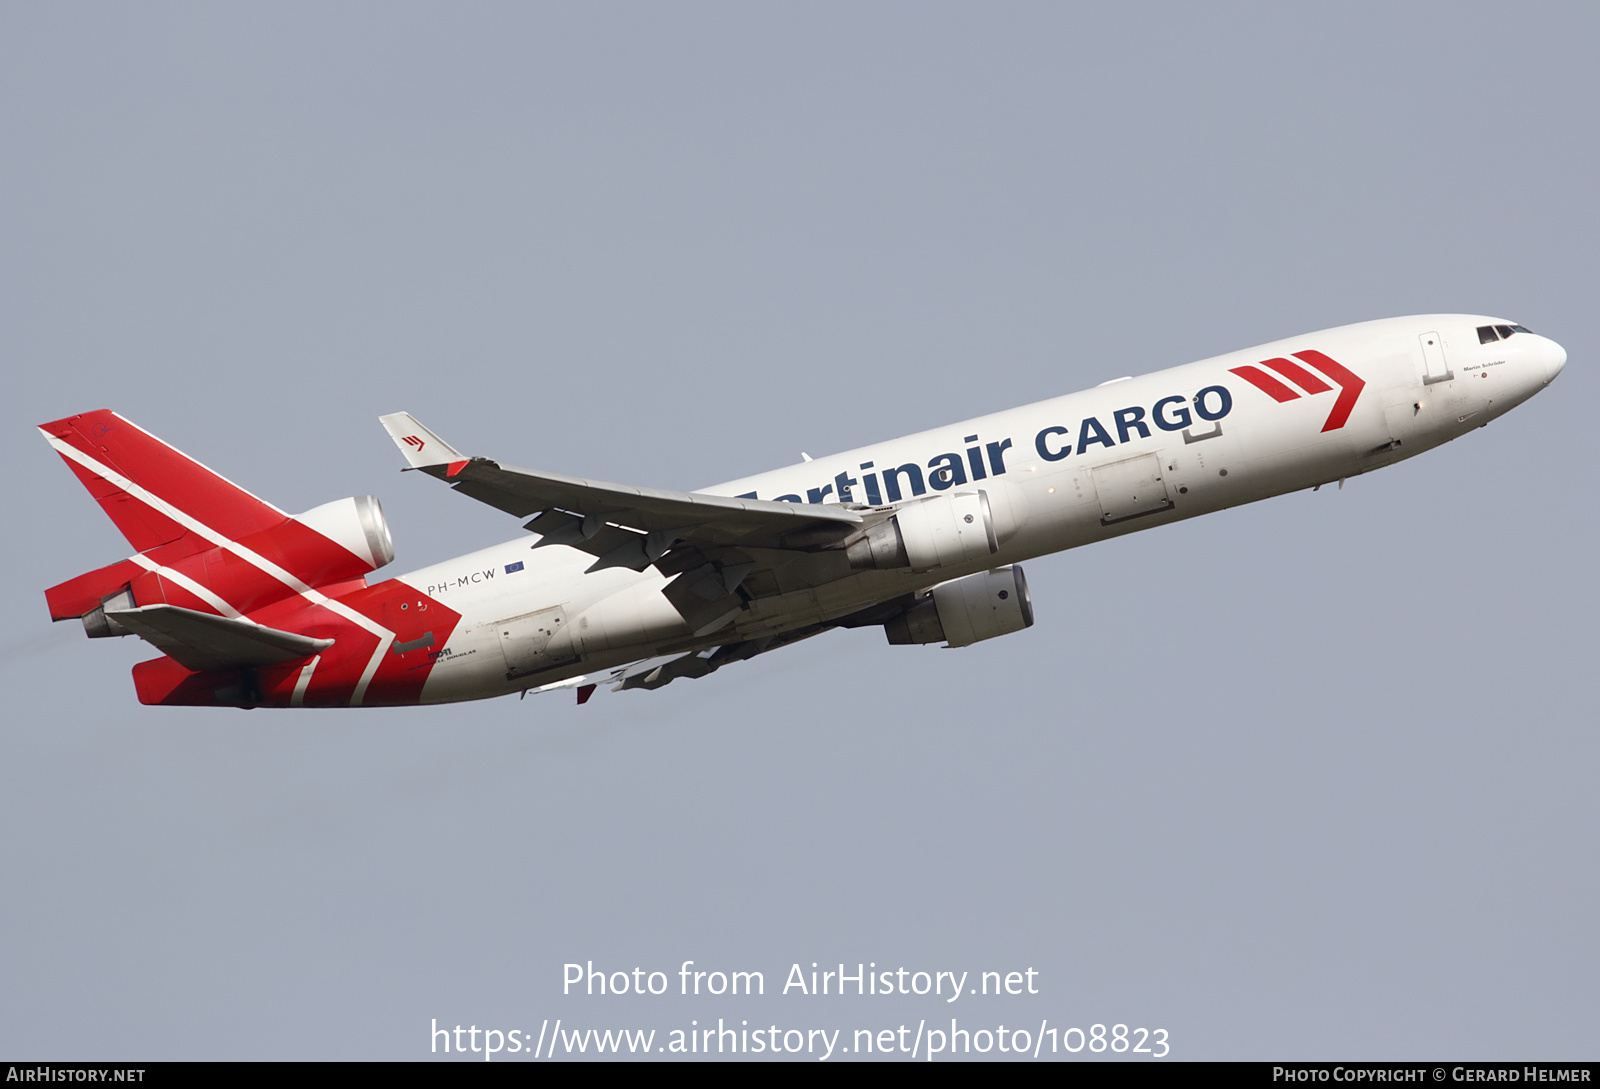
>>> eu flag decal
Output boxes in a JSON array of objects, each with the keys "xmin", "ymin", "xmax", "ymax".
[{"xmin": 505, "ymin": 561, "xmax": 525, "ymax": 574}]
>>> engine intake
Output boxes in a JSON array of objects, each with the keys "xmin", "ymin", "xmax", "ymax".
[{"xmin": 884, "ymin": 565, "xmax": 1035, "ymax": 647}]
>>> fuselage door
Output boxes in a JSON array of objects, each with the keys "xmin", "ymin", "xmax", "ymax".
[
  {"xmin": 497, "ymin": 605, "xmax": 576, "ymax": 680},
  {"xmin": 1419, "ymin": 331, "xmax": 1453, "ymax": 385},
  {"xmin": 1091, "ymin": 452, "xmax": 1174, "ymax": 525}
]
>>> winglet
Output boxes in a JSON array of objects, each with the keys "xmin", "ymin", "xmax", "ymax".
[{"xmin": 379, "ymin": 412, "xmax": 466, "ymax": 469}]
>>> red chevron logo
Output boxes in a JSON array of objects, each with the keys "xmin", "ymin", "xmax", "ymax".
[{"xmin": 1228, "ymin": 349, "xmax": 1366, "ymax": 432}]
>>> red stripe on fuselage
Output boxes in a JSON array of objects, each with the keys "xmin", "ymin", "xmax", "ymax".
[
  {"xmin": 135, "ymin": 579, "xmax": 462, "ymax": 708},
  {"xmin": 1228, "ymin": 365, "xmax": 1301, "ymax": 403},
  {"xmin": 249, "ymin": 581, "xmax": 463, "ymax": 707},
  {"xmin": 1258, "ymin": 356, "xmax": 1333, "ymax": 395},
  {"xmin": 1293, "ymin": 350, "xmax": 1366, "ymax": 432}
]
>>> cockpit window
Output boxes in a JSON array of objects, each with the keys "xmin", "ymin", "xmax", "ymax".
[{"xmin": 1478, "ymin": 323, "xmax": 1535, "ymax": 344}]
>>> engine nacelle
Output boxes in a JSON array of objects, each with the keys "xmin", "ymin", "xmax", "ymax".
[
  {"xmin": 884, "ymin": 565, "xmax": 1034, "ymax": 647},
  {"xmin": 294, "ymin": 495, "xmax": 396, "ymax": 575},
  {"xmin": 848, "ymin": 490, "xmax": 1000, "ymax": 572}
]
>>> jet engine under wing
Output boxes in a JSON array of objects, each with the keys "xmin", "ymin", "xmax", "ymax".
[
  {"xmin": 107, "ymin": 604, "xmax": 335, "ymax": 673},
  {"xmin": 378, "ymin": 412, "xmax": 865, "ymax": 568}
]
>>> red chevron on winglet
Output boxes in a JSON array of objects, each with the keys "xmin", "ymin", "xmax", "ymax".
[{"xmin": 1293, "ymin": 349, "xmax": 1366, "ymax": 432}]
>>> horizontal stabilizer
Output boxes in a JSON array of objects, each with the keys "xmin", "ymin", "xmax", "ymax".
[
  {"xmin": 107, "ymin": 604, "xmax": 334, "ymax": 673},
  {"xmin": 378, "ymin": 412, "xmax": 465, "ymax": 469}
]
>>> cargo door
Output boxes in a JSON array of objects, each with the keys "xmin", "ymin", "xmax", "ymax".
[
  {"xmin": 1091, "ymin": 453, "xmax": 1173, "ymax": 525},
  {"xmin": 497, "ymin": 605, "xmax": 576, "ymax": 680}
]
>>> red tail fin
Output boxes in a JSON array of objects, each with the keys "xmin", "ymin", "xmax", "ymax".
[
  {"xmin": 41, "ymin": 411, "xmax": 394, "ymax": 622},
  {"xmin": 39, "ymin": 410, "xmax": 288, "ymax": 551}
]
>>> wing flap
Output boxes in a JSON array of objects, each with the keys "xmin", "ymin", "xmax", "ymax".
[
  {"xmin": 610, "ymin": 625, "xmax": 833, "ymax": 692},
  {"xmin": 107, "ymin": 604, "xmax": 334, "ymax": 673}
]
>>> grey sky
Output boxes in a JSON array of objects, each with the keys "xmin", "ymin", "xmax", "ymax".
[{"xmin": 2, "ymin": 1, "xmax": 1595, "ymax": 1060}]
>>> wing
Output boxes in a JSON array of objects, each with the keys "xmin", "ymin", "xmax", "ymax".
[
  {"xmin": 607, "ymin": 623, "xmax": 835, "ymax": 692},
  {"xmin": 522, "ymin": 591, "xmax": 919, "ymax": 703},
  {"xmin": 379, "ymin": 410, "xmax": 859, "ymax": 551},
  {"xmin": 380, "ymin": 412, "xmax": 878, "ymax": 634},
  {"xmin": 595, "ymin": 587, "xmax": 920, "ymax": 695}
]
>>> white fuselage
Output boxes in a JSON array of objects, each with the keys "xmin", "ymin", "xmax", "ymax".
[{"xmin": 395, "ymin": 316, "xmax": 1566, "ymax": 702}]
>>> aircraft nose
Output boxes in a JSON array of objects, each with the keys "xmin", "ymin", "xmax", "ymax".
[{"xmin": 1542, "ymin": 336, "xmax": 1568, "ymax": 383}]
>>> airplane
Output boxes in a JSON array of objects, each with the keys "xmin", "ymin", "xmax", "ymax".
[{"xmin": 38, "ymin": 315, "xmax": 1566, "ymax": 709}]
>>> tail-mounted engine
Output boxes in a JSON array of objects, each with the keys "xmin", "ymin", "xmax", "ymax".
[
  {"xmin": 884, "ymin": 565, "xmax": 1034, "ymax": 647},
  {"xmin": 293, "ymin": 495, "xmax": 396, "ymax": 576}
]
